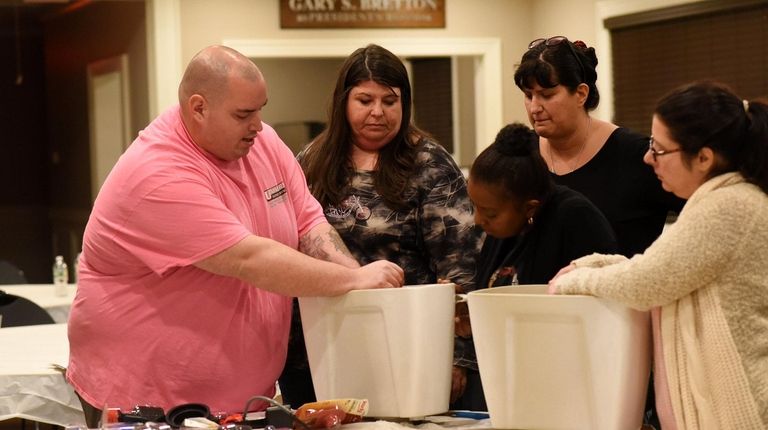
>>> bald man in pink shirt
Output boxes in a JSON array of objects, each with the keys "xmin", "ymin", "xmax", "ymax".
[{"xmin": 67, "ymin": 45, "xmax": 403, "ymax": 426}]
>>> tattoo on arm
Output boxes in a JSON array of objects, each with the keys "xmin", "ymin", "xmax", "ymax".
[
  {"xmin": 300, "ymin": 228, "xmax": 355, "ymax": 263},
  {"xmin": 328, "ymin": 229, "xmax": 353, "ymax": 257},
  {"xmin": 300, "ymin": 235, "xmax": 330, "ymax": 261}
]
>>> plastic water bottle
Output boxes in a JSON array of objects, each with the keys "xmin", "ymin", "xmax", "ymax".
[
  {"xmin": 53, "ymin": 255, "xmax": 69, "ymax": 297},
  {"xmin": 73, "ymin": 251, "xmax": 81, "ymax": 285}
]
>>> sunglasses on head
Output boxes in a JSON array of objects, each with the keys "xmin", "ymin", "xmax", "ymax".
[{"xmin": 528, "ymin": 36, "xmax": 587, "ymax": 82}]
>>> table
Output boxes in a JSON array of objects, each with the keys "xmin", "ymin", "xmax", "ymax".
[
  {"xmin": 0, "ymin": 323, "xmax": 85, "ymax": 426},
  {"xmin": 0, "ymin": 284, "xmax": 76, "ymax": 323},
  {"xmin": 343, "ymin": 417, "xmax": 492, "ymax": 430}
]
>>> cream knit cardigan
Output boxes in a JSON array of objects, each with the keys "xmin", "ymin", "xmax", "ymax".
[{"xmin": 555, "ymin": 172, "xmax": 768, "ymax": 430}]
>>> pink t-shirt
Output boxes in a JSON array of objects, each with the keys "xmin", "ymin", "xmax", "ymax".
[{"xmin": 67, "ymin": 106, "xmax": 326, "ymax": 414}]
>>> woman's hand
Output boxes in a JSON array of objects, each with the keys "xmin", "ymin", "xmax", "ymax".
[
  {"xmin": 455, "ymin": 300, "xmax": 472, "ymax": 338},
  {"xmin": 439, "ymin": 278, "xmax": 473, "ymax": 336},
  {"xmin": 437, "ymin": 277, "xmax": 463, "ymax": 294},
  {"xmin": 548, "ymin": 263, "xmax": 576, "ymax": 294},
  {"xmin": 450, "ymin": 365, "xmax": 468, "ymax": 404},
  {"xmin": 440, "ymin": 277, "xmax": 474, "ymax": 337}
]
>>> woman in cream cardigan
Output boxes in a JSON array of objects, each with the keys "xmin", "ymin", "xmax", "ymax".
[{"xmin": 550, "ymin": 80, "xmax": 768, "ymax": 430}]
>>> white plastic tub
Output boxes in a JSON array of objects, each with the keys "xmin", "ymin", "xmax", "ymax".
[
  {"xmin": 299, "ymin": 283, "xmax": 455, "ymax": 418},
  {"xmin": 467, "ymin": 285, "xmax": 651, "ymax": 430}
]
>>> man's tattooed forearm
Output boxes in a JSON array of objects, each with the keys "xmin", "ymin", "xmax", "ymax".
[
  {"xmin": 299, "ymin": 234, "xmax": 330, "ymax": 261},
  {"xmin": 299, "ymin": 229, "xmax": 355, "ymax": 262}
]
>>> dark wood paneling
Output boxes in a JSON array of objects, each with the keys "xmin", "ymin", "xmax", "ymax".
[
  {"xmin": 411, "ymin": 57, "xmax": 454, "ymax": 153},
  {"xmin": 610, "ymin": 3, "xmax": 768, "ymax": 135}
]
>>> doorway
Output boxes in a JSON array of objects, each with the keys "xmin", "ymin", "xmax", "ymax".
[
  {"xmin": 87, "ymin": 54, "xmax": 132, "ymax": 202},
  {"xmin": 225, "ymin": 37, "xmax": 502, "ymax": 165}
]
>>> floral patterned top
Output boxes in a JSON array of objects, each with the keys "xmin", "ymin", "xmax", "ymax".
[{"xmin": 302, "ymin": 140, "xmax": 482, "ymax": 289}]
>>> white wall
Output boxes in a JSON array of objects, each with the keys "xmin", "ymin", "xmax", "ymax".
[
  {"xmin": 145, "ymin": 0, "xmax": 707, "ymax": 154},
  {"xmin": 529, "ymin": 0, "xmax": 601, "ymax": 116},
  {"xmin": 173, "ymin": 0, "xmax": 529, "ymax": 124}
]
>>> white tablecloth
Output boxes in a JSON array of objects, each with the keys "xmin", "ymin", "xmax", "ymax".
[
  {"xmin": 343, "ymin": 418, "xmax": 492, "ymax": 430},
  {"xmin": 1, "ymin": 284, "xmax": 76, "ymax": 323},
  {"xmin": 0, "ymin": 323, "xmax": 85, "ymax": 426}
]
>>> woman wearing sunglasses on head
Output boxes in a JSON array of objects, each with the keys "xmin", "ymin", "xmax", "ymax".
[
  {"xmin": 514, "ymin": 36, "xmax": 684, "ymax": 259},
  {"xmin": 515, "ymin": 35, "xmax": 684, "ymax": 429},
  {"xmin": 550, "ymin": 81, "xmax": 768, "ymax": 429}
]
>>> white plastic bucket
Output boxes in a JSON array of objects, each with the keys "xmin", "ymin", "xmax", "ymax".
[
  {"xmin": 299, "ymin": 283, "xmax": 455, "ymax": 418},
  {"xmin": 468, "ymin": 285, "xmax": 651, "ymax": 429}
]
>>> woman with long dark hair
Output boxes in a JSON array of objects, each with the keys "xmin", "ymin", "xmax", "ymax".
[{"xmin": 284, "ymin": 44, "xmax": 482, "ymax": 407}]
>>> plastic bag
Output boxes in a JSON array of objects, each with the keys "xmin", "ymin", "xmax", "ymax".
[{"xmin": 293, "ymin": 399, "xmax": 368, "ymax": 429}]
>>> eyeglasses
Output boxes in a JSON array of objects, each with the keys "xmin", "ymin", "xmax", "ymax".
[
  {"xmin": 528, "ymin": 36, "xmax": 586, "ymax": 82},
  {"xmin": 648, "ymin": 136, "xmax": 682, "ymax": 161}
]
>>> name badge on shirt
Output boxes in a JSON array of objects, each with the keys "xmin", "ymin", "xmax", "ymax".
[{"xmin": 264, "ymin": 182, "xmax": 287, "ymax": 207}]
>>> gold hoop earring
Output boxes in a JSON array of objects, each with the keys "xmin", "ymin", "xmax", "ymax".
[{"xmin": 527, "ymin": 216, "xmax": 534, "ymax": 225}]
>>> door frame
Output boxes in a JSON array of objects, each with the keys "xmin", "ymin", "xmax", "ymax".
[{"xmin": 224, "ymin": 37, "xmax": 502, "ymax": 158}]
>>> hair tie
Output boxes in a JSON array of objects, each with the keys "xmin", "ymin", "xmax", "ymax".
[{"xmin": 743, "ymin": 99, "xmax": 750, "ymax": 113}]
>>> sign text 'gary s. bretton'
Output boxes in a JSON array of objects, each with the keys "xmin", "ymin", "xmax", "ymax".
[{"xmin": 280, "ymin": 0, "xmax": 445, "ymax": 29}]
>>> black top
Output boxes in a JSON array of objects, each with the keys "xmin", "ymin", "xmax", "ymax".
[
  {"xmin": 453, "ymin": 183, "xmax": 619, "ymax": 406},
  {"xmin": 473, "ymin": 185, "xmax": 618, "ymax": 289},
  {"xmin": 553, "ymin": 128, "xmax": 685, "ymax": 257}
]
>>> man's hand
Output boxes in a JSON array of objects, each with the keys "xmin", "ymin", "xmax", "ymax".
[{"xmin": 353, "ymin": 260, "xmax": 404, "ymax": 290}]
